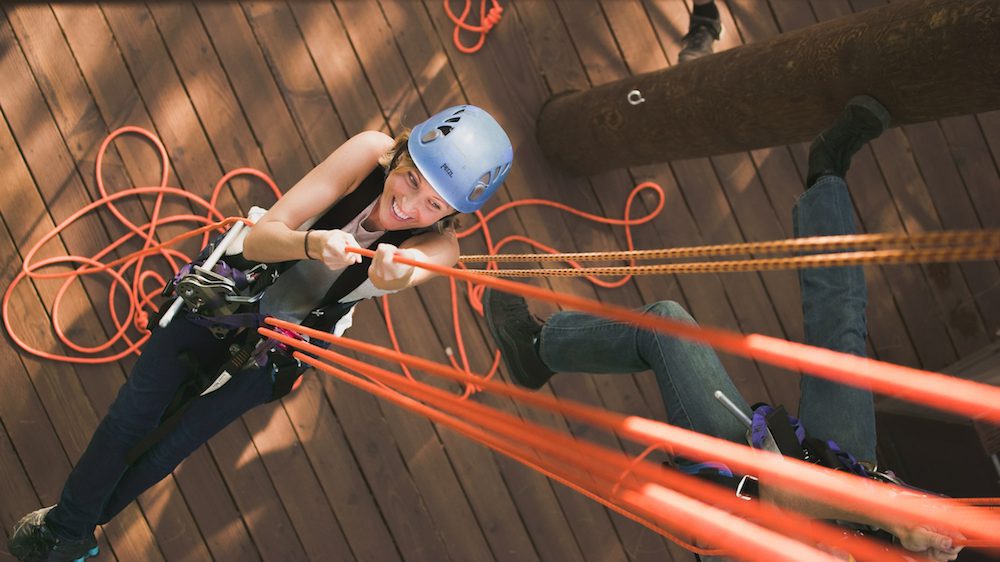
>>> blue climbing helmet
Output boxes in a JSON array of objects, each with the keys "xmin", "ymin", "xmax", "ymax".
[{"xmin": 408, "ymin": 105, "xmax": 513, "ymax": 213}]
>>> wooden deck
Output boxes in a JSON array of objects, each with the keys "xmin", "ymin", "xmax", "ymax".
[{"xmin": 1, "ymin": 1, "xmax": 998, "ymax": 560}]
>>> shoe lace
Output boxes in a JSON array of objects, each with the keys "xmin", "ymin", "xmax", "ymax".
[
  {"xmin": 682, "ymin": 26, "xmax": 715, "ymax": 50},
  {"xmin": 500, "ymin": 297, "xmax": 542, "ymax": 335}
]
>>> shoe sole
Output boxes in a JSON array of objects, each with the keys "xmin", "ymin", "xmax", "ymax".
[{"xmin": 846, "ymin": 95, "xmax": 891, "ymax": 132}]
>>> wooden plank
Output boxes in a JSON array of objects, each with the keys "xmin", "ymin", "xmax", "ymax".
[
  {"xmin": 315, "ymin": 320, "xmax": 453, "ymax": 562},
  {"xmin": 280, "ymin": 375, "xmax": 403, "ymax": 562},
  {"xmin": 0, "ymin": 110, "xmax": 76, "ymax": 509},
  {"xmin": 195, "ymin": 2, "xmax": 315, "ymax": 186},
  {"xmin": 404, "ymin": 281, "xmax": 581, "ymax": 562},
  {"xmin": 0, "ymin": 414, "xmax": 44, "ymax": 535},
  {"xmin": 0, "ymin": 13, "xmax": 169, "ymax": 560},
  {"xmin": 288, "ymin": 1, "xmax": 386, "ymax": 135},
  {"xmin": 5, "ymin": 8, "xmax": 223, "ymax": 561},
  {"xmin": 145, "ymin": 2, "xmax": 276, "ymax": 214},
  {"xmin": 933, "ymin": 115, "xmax": 1000, "ymax": 338},
  {"xmin": 330, "ymin": 1, "xmax": 420, "ymax": 134},
  {"xmin": 170, "ymin": 448, "xmax": 260, "ymax": 562},
  {"xmin": 242, "ymin": 2, "xmax": 348, "ymax": 160},
  {"xmin": 872, "ymin": 127, "xmax": 996, "ymax": 354}
]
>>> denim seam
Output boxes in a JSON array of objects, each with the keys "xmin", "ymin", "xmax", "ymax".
[{"xmin": 637, "ymin": 327, "xmax": 696, "ymax": 433}]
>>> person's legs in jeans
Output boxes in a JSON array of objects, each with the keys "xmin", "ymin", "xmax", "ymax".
[
  {"xmin": 45, "ymin": 317, "xmax": 230, "ymax": 540},
  {"xmin": 96, "ymin": 361, "xmax": 274, "ymax": 523},
  {"xmin": 793, "ymin": 177, "xmax": 875, "ymax": 461},
  {"xmin": 794, "ymin": 95, "xmax": 891, "ymax": 463},
  {"xmin": 504, "ymin": 299, "xmax": 750, "ymax": 445}
]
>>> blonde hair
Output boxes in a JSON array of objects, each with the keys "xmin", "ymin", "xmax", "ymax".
[{"xmin": 379, "ymin": 129, "xmax": 459, "ymax": 234}]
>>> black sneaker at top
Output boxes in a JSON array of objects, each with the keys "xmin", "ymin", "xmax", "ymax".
[
  {"xmin": 678, "ymin": 15, "xmax": 722, "ymax": 63},
  {"xmin": 8, "ymin": 506, "xmax": 99, "ymax": 562},
  {"xmin": 482, "ymin": 288, "xmax": 555, "ymax": 390}
]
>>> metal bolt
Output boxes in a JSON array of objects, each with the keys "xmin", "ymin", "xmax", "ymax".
[{"xmin": 627, "ymin": 89, "xmax": 646, "ymax": 105}]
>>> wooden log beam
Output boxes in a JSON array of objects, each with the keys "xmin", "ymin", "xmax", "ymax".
[{"xmin": 535, "ymin": 0, "xmax": 1000, "ymax": 176}]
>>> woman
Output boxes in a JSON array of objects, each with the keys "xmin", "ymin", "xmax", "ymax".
[{"xmin": 8, "ymin": 105, "xmax": 513, "ymax": 562}]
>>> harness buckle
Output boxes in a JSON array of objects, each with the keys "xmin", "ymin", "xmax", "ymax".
[{"xmin": 736, "ymin": 475, "xmax": 759, "ymax": 500}]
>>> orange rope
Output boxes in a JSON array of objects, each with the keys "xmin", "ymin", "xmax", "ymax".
[
  {"xmin": 263, "ymin": 318, "xmax": 1000, "ymax": 548},
  {"xmin": 3, "ymin": 127, "xmax": 279, "ymax": 363},
  {"xmin": 465, "ymin": 245, "xmax": 1000, "ymax": 277},
  {"xmin": 275, "ymin": 333, "xmax": 908, "ymax": 560},
  {"xmin": 263, "ymin": 325, "xmax": 951, "ymax": 560},
  {"xmin": 344, "ymin": 246, "xmax": 1000, "ymax": 425},
  {"xmin": 443, "ymin": 0, "xmax": 503, "ymax": 54},
  {"xmin": 459, "ymin": 230, "xmax": 1000, "ymax": 262}
]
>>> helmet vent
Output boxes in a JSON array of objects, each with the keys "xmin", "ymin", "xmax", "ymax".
[
  {"xmin": 469, "ymin": 185, "xmax": 487, "ymax": 202},
  {"xmin": 421, "ymin": 128, "xmax": 442, "ymax": 143},
  {"xmin": 444, "ymin": 117, "xmax": 462, "ymax": 123},
  {"xmin": 438, "ymin": 125, "xmax": 454, "ymax": 136},
  {"xmin": 468, "ymin": 173, "xmax": 491, "ymax": 202}
]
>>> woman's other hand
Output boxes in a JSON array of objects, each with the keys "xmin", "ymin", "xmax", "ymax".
[{"xmin": 369, "ymin": 243, "xmax": 417, "ymax": 291}]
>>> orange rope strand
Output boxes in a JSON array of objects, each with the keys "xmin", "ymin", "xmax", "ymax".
[
  {"xmin": 443, "ymin": 0, "xmax": 503, "ymax": 54},
  {"xmin": 465, "ymin": 245, "xmax": 1000, "ymax": 278},
  {"xmin": 459, "ymin": 230, "xmax": 1000, "ymax": 262}
]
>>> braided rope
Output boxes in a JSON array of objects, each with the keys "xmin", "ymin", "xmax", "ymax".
[
  {"xmin": 466, "ymin": 245, "xmax": 1000, "ymax": 278},
  {"xmin": 459, "ymin": 230, "xmax": 1000, "ymax": 263}
]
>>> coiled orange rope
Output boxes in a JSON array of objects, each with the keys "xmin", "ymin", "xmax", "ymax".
[
  {"xmin": 443, "ymin": 0, "xmax": 504, "ymax": 54},
  {"xmin": 3, "ymin": 127, "xmax": 278, "ymax": 364}
]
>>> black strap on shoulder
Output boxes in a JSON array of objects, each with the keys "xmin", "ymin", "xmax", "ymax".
[
  {"xmin": 299, "ymin": 165, "xmax": 430, "ymax": 332},
  {"xmin": 312, "ymin": 166, "xmax": 386, "ymax": 231}
]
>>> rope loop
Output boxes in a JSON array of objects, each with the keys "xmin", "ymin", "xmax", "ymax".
[
  {"xmin": 3, "ymin": 127, "xmax": 279, "ymax": 364},
  {"xmin": 444, "ymin": 0, "xmax": 504, "ymax": 54}
]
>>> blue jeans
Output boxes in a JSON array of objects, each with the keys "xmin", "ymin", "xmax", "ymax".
[
  {"xmin": 539, "ymin": 176, "xmax": 876, "ymax": 461},
  {"xmin": 46, "ymin": 316, "xmax": 274, "ymax": 540}
]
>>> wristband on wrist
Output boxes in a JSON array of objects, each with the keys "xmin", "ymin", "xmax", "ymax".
[{"xmin": 304, "ymin": 230, "xmax": 315, "ymax": 259}]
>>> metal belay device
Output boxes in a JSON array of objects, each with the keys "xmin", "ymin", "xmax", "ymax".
[{"xmin": 158, "ymin": 207, "xmax": 277, "ymax": 338}]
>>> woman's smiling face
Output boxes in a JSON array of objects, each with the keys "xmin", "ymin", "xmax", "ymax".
[{"xmin": 372, "ymin": 167, "xmax": 455, "ymax": 230}]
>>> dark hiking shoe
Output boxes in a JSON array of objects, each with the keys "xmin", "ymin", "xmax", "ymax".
[
  {"xmin": 482, "ymin": 289, "xmax": 554, "ymax": 390},
  {"xmin": 807, "ymin": 95, "xmax": 891, "ymax": 187},
  {"xmin": 678, "ymin": 15, "xmax": 722, "ymax": 63},
  {"xmin": 8, "ymin": 506, "xmax": 99, "ymax": 562}
]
